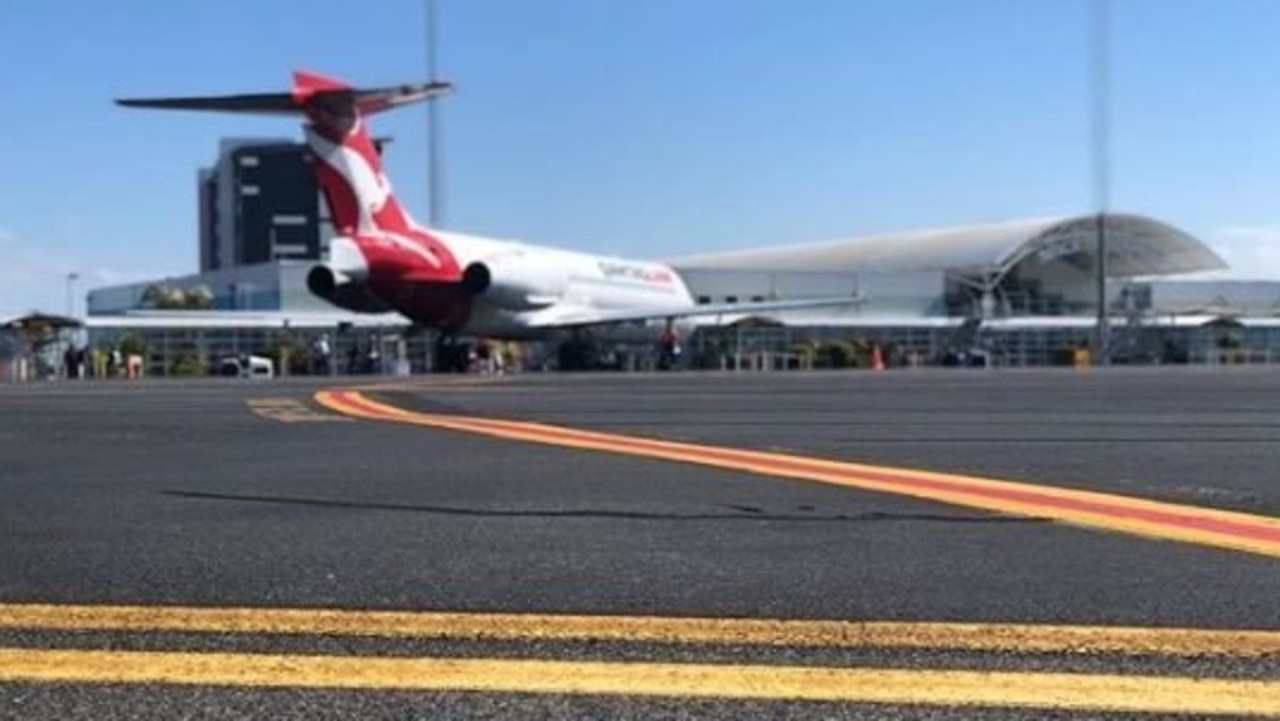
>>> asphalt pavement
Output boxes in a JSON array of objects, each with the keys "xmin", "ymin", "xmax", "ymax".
[{"xmin": 1, "ymin": 368, "xmax": 1278, "ymax": 719}]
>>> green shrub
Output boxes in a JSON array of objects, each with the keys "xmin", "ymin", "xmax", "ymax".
[{"xmin": 170, "ymin": 353, "xmax": 204, "ymax": 377}]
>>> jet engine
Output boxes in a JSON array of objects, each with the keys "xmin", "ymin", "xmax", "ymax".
[
  {"xmin": 306, "ymin": 237, "xmax": 390, "ymax": 313},
  {"xmin": 461, "ymin": 254, "xmax": 568, "ymax": 310}
]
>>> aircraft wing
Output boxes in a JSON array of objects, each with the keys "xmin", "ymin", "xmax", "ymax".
[{"xmin": 525, "ymin": 295, "xmax": 866, "ymax": 329}]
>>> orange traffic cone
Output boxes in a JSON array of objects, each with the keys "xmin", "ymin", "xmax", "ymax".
[{"xmin": 871, "ymin": 345, "xmax": 886, "ymax": 371}]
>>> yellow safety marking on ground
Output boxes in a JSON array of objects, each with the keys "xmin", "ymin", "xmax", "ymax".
[
  {"xmin": 315, "ymin": 390, "xmax": 1280, "ymax": 559},
  {"xmin": 3, "ymin": 603, "xmax": 1279, "ymax": 658},
  {"xmin": 0, "ymin": 648, "xmax": 1277, "ymax": 715},
  {"xmin": 245, "ymin": 397, "xmax": 350, "ymax": 423}
]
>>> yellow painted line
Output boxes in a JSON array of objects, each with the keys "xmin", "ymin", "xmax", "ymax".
[
  {"xmin": 0, "ymin": 648, "xmax": 1277, "ymax": 715},
  {"xmin": 3, "ymin": 603, "xmax": 1279, "ymax": 658},
  {"xmin": 315, "ymin": 390, "xmax": 1280, "ymax": 559}
]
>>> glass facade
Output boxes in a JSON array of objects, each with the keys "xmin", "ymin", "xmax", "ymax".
[
  {"xmin": 87, "ymin": 324, "xmax": 437, "ymax": 378},
  {"xmin": 690, "ymin": 322, "xmax": 1280, "ymax": 369}
]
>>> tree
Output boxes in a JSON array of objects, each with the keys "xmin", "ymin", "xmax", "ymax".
[
  {"xmin": 140, "ymin": 285, "xmax": 166, "ymax": 309},
  {"xmin": 184, "ymin": 286, "xmax": 215, "ymax": 310},
  {"xmin": 169, "ymin": 353, "xmax": 204, "ymax": 377},
  {"xmin": 119, "ymin": 332, "xmax": 147, "ymax": 358}
]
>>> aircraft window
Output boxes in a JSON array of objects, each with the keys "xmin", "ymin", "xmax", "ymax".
[
  {"xmin": 697, "ymin": 296, "xmax": 711, "ymax": 305},
  {"xmin": 725, "ymin": 296, "xmax": 738, "ymax": 304}
]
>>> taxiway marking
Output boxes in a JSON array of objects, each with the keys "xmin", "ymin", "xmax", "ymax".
[
  {"xmin": 316, "ymin": 390, "xmax": 1280, "ymax": 559},
  {"xmin": 4, "ymin": 603, "xmax": 1276, "ymax": 714},
  {"xmin": 4, "ymin": 603, "xmax": 1280, "ymax": 657},
  {"xmin": 0, "ymin": 648, "xmax": 1277, "ymax": 715},
  {"xmin": 246, "ymin": 397, "xmax": 350, "ymax": 423}
]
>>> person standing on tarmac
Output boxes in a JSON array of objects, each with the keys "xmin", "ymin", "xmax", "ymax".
[
  {"xmin": 313, "ymin": 334, "xmax": 333, "ymax": 375},
  {"xmin": 658, "ymin": 323, "xmax": 681, "ymax": 370}
]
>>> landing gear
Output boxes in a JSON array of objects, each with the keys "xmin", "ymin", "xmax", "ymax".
[
  {"xmin": 557, "ymin": 333, "xmax": 599, "ymax": 372},
  {"xmin": 555, "ymin": 329, "xmax": 628, "ymax": 372},
  {"xmin": 432, "ymin": 334, "xmax": 470, "ymax": 373}
]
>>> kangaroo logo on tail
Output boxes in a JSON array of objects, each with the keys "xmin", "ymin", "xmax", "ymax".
[{"xmin": 118, "ymin": 70, "xmax": 463, "ymax": 284}]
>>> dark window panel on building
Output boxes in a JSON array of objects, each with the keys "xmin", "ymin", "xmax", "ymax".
[
  {"xmin": 198, "ymin": 170, "xmax": 219, "ymax": 272},
  {"xmin": 231, "ymin": 143, "xmax": 322, "ymax": 266}
]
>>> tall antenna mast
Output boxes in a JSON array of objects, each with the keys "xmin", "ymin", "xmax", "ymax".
[
  {"xmin": 1091, "ymin": 0, "xmax": 1112, "ymax": 365},
  {"xmin": 426, "ymin": 0, "xmax": 444, "ymax": 227}
]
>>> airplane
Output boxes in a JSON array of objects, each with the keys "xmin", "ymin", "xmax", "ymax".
[{"xmin": 118, "ymin": 71, "xmax": 861, "ymax": 368}]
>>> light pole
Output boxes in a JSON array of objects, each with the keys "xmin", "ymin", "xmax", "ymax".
[
  {"xmin": 426, "ymin": 0, "xmax": 444, "ymax": 228},
  {"xmin": 1091, "ymin": 0, "xmax": 1112, "ymax": 365},
  {"xmin": 65, "ymin": 272, "xmax": 80, "ymax": 318}
]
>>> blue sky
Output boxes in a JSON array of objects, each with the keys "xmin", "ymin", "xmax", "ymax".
[{"xmin": 3, "ymin": 0, "xmax": 1280, "ymax": 315}]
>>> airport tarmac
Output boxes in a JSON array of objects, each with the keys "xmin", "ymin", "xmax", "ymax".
[{"xmin": 1, "ymin": 368, "xmax": 1279, "ymax": 719}]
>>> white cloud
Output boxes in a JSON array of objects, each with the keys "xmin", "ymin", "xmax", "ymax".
[
  {"xmin": 1193, "ymin": 225, "xmax": 1280, "ymax": 281},
  {"xmin": 0, "ymin": 228, "xmax": 178, "ymax": 318}
]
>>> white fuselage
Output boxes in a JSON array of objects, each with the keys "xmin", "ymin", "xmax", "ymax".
[{"xmin": 431, "ymin": 230, "xmax": 697, "ymax": 338}]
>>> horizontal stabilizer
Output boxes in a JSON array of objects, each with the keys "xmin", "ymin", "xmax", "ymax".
[
  {"xmin": 117, "ymin": 92, "xmax": 304, "ymax": 115},
  {"xmin": 117, "ymin": 71, "xmax": 452, "ymax": 117}
]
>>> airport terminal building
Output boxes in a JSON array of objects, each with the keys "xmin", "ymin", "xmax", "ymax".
[
  {"xmin": 81, "ymin": 139, "xmax": 1280, "ymax": 374},
  {"xmin": 672, "ymin": 214, "xmax": 1223, "ymax": 317},
  {"xmin": 666, "ymin": 214, "xmax": 1278, "ymax": 368},
  {"xmin": 86, "ymin": 213, "xmax": 1280, "ymax": 373}
]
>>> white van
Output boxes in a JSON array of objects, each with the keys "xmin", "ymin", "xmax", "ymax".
[{"xmin": 219, "ymin": 355, "xmax": 275, "ymax": 380}]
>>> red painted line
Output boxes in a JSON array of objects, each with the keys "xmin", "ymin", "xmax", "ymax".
[
  {"xmin": 485, "ymin": 424, "xmax": 1280, "ymax": 541},
  {"xmin": 327, "ymin": 391, "xmax": 1280, "ymax": 551}
]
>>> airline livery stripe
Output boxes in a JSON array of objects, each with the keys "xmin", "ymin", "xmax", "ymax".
[{"xmin": 316, "ymin": 390, "xmax": 1280, "ymax": 558}]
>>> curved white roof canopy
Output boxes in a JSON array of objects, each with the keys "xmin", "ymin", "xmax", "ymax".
[{"xmin": 668, "ymin": 214, "xmax": 1226, "ymax": 284}]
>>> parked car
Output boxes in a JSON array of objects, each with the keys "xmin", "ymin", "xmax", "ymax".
[{"xmin": 219, "ymin": 355, "xmax": 274, "ymax": 379}]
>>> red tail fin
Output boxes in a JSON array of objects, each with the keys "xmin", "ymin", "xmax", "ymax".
[{"xmin": 116, "ymin": 71, "xmax": 456, "ymax": 255}]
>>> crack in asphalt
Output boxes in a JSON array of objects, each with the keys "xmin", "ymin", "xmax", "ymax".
[{"xmin": 162, "ymin": 490, "xmax": 1044, "ymax": 525}]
